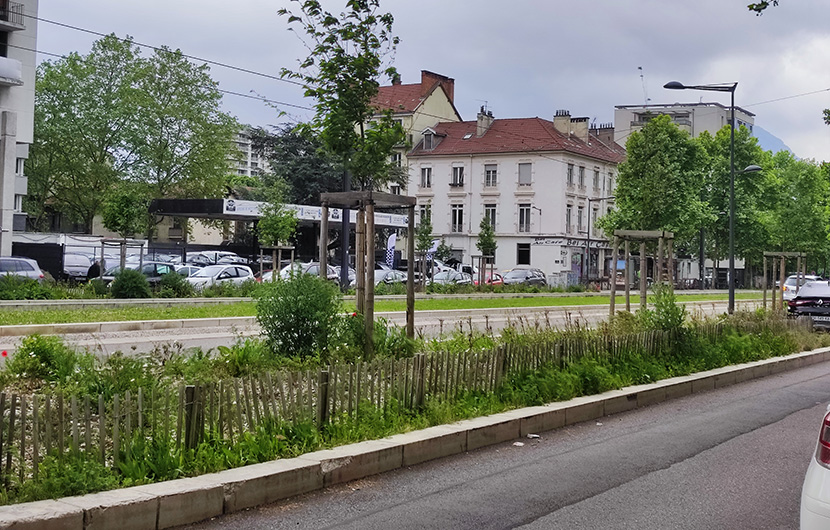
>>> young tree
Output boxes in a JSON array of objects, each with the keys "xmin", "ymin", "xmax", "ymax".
[
  {"xmin": 279, "ymin": 0, "xmax": 406, "ymax": 190},
  {"xmin": 476, "ymin": 216, "xmax": 498, "ymax": 258},
  {"xmin": 101, "ymin": 186, "xmax": 148, "ymax": 268}
]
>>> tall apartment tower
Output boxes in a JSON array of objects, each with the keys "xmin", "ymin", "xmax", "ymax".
[{"xmin": 0, "ymin": 0, "xmax": 36, "ymax": 256}]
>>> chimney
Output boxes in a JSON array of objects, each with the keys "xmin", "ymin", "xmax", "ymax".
[
  {"xmin": 570, "ymin": 116, "xmax": 589, "ymax": 141},
  {"xmin": 590, "ymin": 123, "xmax": 615, "ymax": 145},
  {"xmin": 476, "ymin": 106, "xmax": 494, "ymax": 137},
  {"xmin": 421, "ymin": 70, "xmax": 455, "ymax": 103},
  {"xmin": 553, "ymin": 109, "xmax": 571, "ymax": 135}
]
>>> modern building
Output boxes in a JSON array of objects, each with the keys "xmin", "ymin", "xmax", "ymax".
[
  {"xmin": 0, "ymin": 0, "xmax": 36, "ymax": 256},
  {"xmin": 231, "ymin": 127, "xmax": 271, "ymax": 178},
  {"xmin": 407, "ymin": 109, "xmax": 624, "ymax": 285},
  {"xmin": 613, "ymin": 102, "xmax": 754, "ymax": 146},
  {"xmin": 371, "ymin": 70, "xmax": 462, "ymax": 195}
]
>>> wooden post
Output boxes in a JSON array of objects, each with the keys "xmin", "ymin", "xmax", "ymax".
[
  {"xmin": 356, "ymin": 207, "xmax": 365, "ymax": 314},
  {"xmin": 406, "ymin": 206, "xmax": 415, "ymax": 339},
  {"xmin": 316, "ymin": 370, "xmax": 330, "ymax": 425},
  {"xmin": 184, "ymin": 385, "xmax": 196, "ymax": 450},
  {"xmin": 365, "ymin": 201, "xmax": 376, "ymax": 360},
  {"xmin": 657, "ymin": 236, "xmax": 665, "ymax": 284},
  {"xmin": 275, "ymin": 248, "xmax": 281, "ymax": 282},
  {"xmin": 771, "ymin": 256, "xmax": 777, "ymax": 311},
  {"xmin": 640, "ymin": 241, "xmax": 647, "ymax": 310},
  {"xmin": 762, "ymin": 255, "xmax": 767, "ymax": 309},
  {"xmin": 319, "ymin": 203, "xmax": 329, "ymax": 279},
  {"xmin": 779, "ymin": 256, "xmax": 786, "ymax": 310},
  {"xmin": 624, "ymin": 240, "xmax": 631, "ymax": 312},
  {"xmin": 609, "ymin": 237, "xmax": 618, "ymax": 318},
  {"xmin": 667, "ymin": 238, "xmax": 674, "ymax": 285}
]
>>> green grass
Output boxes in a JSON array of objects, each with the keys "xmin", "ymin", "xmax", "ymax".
[{"xmin": 0, "ymin": 292, "xmax": 757, "ymax": 326}]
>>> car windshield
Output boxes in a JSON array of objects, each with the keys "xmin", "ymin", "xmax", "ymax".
[
  {"xmin": 192, "ymin": 265, "xmax": 224, "ymax": 278},
  {"xmin": 504, "ymin": 270, "xmax": 527, "ymax": 279},
  {"xmin": 434, "ymin": 272, "xmax": 450, "ymax": 280},
  {"xmin": 796, "ymin": 281, "xmax": 830, "ymax": 297}
]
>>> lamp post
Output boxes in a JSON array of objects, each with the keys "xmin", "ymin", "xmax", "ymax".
[
  {"xmin": 585, "ymin": 195, "xmax": 615, "ymax": 283},
  {"xmin": 664, "ymin": 81, "xmax": 761, "ymax": 313},
  {"xmin": 531, "ymin": 206, "xmax": 542, "ymax": 234}
]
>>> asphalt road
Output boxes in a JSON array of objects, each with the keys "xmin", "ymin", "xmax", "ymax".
[{"xmin": 182, "ymin": 359, "xmax": 830, "ymax": 530}]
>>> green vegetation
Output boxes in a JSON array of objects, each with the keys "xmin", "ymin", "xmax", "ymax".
[{"xmin": 110, "ymin": 269, "xmax": 152, "ymax": 299}]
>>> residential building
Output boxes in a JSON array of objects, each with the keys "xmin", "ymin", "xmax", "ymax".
[
  {"xmin": 613, "ymin": 102, "xmax": 754, "ymax": 146},
  {"xmin": 232, "ymin": 127, "xmax": 271, "ymax": 178},
  {"xmin": 371, "ymin": 70, "xmax": 462, "ymax": 193},
  {"xmin": 0, "ymin": 0, "xmax": 36, "ymax": 256},
  {"xmin": 407, "ymin": 109, "xmax": 624, "ymax": 284}
]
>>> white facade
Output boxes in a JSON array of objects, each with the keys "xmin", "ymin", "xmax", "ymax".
[
  {"xmin": 614, "ymin": 102, "xmax": 755, "ymax": 145},
  {"xmin": 232, "ymin": 127, "xmax": 270, "ymax": 178},
  {"xmin": 0, "ymin": 0, "xmax": 36, "ymax": 256},
  {"xmin": 409, "ymin": 113, "xmax": 622, "ymax": 284}
]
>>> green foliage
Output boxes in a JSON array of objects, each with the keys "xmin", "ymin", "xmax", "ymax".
[
  {"xmin": 637, "ymin": 284, "xmax": 687, "ymax": 331},
  {"xmin": 476, "ymin": 216, "xmax": 497, "ymax": 257},
  {"xmin": 15, "ymin": 453, "xmax": 118, "ymax": 503},
  {"xmin": 257, "ymin": 200, "xmax": 298, "ymax": 247},
  {"xmin": 217, "ymin": 339, "xmax": 266, "ymax": 378},
  {"xmin": 158, "ymin": 272, "xmax": 195, "ymax": 298},
  {"xmin": 201, "ymin": 279, "xmax": 261, "ymax": 298},
  {"xmin": 256, "ymin": 274, "xmax": 343, "ymax": 359},
  {"xmin": 0, "ymin": 276, "xmax": 59, "ymax": 300},
  {"xmin": 101, "ymin": 187, "xmax": 148, "ymax": 238},
  {"xmin": 87, "ymin": 279, "xmax": 109, "ymax": 297},
  {"xmin": 415, "ymin": 215, "xmax": 433, "ymax": 253},
  {"xmin": 110, "ymin": 269, "xmax": 151, "ymax": 299},
  {"xmin": 434, "ymin": 238, "xmax": 453, "ymax": 263},
  {"xmin": 5, "ymin": 334, "xmax": 83, "ymax": 383}
]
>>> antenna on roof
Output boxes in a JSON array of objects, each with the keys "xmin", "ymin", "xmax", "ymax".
[
  {"xmin": 476, "ymin": 99, "xmax": 489, "ymax": 114},
  {"xmin": 638, "ymin": 66, "xmax": 651, "ymax": 105}
]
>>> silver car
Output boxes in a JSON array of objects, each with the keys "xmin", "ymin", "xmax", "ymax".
[
  {"xmin": 186, "ymin": 264, "xmax": 254, "ymax": 290},
  {"xmin": 783, "ymin": 274, "xmax": 822, "ymax": 301},
  {"xmin": 0, "ymin": 257, "xmax": 45, "ymax": 282}
]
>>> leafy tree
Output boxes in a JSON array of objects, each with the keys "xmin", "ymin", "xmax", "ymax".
[
  {"xmin": 434, "ymin": 239, "xmax": 453, "ymax": 263},
  {"xmin": 476, "ymin": 216, "xmax": 497, "ymax": 257},
  {"xmin": 257, "ymin": 181, "xmax": 298, "ymax": 248},
  {"xmin": 101, "ymin": 187, "xmax": 149, "ymax": 267},
  {"xmin": 748, "ymin": 1, "xmax": 778, "ymax": 15},
  {"xmin": 415, "ymin": 212, "xmax": 433, "ymax": 254},
  {"xmin": 279, "ymin": 0, "xmax": 406, "ymax": 190},
  {"xmin": 598, "ymin": 115, "xmax": 708, "ymax": 245}
]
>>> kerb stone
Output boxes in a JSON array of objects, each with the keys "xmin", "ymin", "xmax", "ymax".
[
  {"xmin": 305, "ymin": 440, "xmax": 403, "ymax": 486},
  {"xmin": 0, "ymin": 499, "xmax": 83, "ymax": 530},
  {"xmin": 133, "ymin": 476, "xmax": 223, "ymax": 529},
  {"xmin": 219, "ymin": 458, "xmax": 323, "ymax": 513},
  {"xmin": 60, "ymin": 489, "xmax": 157, "ymax": 530},
  {"xmin": 390, "ymin": 426, "xmax": 467, "ymax": 467}
]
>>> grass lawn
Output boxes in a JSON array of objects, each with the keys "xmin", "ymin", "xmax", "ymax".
[{"xmin": 0, "ymin": 292, "xmax": 759, "ymax": 326}]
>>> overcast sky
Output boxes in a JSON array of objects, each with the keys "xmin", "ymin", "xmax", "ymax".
[{"xmin": 36, "ymin": 0, "xmax": 830, "ymax": 161}]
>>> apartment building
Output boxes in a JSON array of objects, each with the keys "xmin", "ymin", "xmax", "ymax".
[
  {"xmin": 0, "ymin": 0, "xmax": 36, "ymax": 256},
  {"xmin": 232, "ymin": 127, "xmax": 271, "ymax": 178},
  {"xmin": 614, "ymin": 102, "xmax": 755, "ymax": 145},
  {"xmin": 407, "ymin": 109, "xmax": 624, "ymax": 284}
]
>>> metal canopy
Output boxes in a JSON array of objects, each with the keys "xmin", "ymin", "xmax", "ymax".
[{"xmin": 320, "ymin": 190, "xmax": 416, "ymax": 209}]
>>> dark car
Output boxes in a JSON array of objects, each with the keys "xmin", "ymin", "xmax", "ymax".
[
  {"xmin": 787, "ymin": 280, "xmax": 830, "ymax": 328},
  {"xmin": 101, "ymin": 261, "xmax": 177, "ymax": 285},
  {"xmin": 502, "ymin": 267, "xmax": 547, "ymax": 286}
]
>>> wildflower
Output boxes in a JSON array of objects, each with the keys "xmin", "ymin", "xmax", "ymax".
[{"xmin": 1, "ymin": 350, "xmax": 6, "ymax": 357}]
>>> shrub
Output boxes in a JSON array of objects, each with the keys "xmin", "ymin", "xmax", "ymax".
[
  {"xmin": 256, "ymin": 274, "xmax": 343, "ymax": 359},
  {"xmin": 15, "ymin": 453, "xmax": 118, "ymax": 503},
  {"xmin": 638, "ymin": 283, "xmax": 686, "ymax": 331},
  {"xmin": 110, "ymin": 269, "xmax": 151, "ymax": 299},
  {"xmin": 158, "ymin": 272, "xmax": 195, "ymax": 298},
  {"xmin": 5, "ymin": 334, "xmax": 82, "ymax": 382},
  {"xmin": 87, "ymin": 278, "xmax": 109, "ymax": 297},
  {"xmin": 0, "ymin": 276, "xmax": 58, "ymax": 300}
]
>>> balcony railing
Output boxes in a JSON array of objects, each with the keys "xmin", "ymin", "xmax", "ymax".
[{"xmin": 0, "ymin": 2, "xmax": 24, "ymax": 28}]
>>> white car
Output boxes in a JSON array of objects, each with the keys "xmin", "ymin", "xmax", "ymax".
[
  {"xmin": 185, "ymin": 264, "xmax": 254, "ymax": 289},
  {"xmin": 783, "ymin": 275, "xmax": 823, "ymax": 301},
  {"xmin": 801, "ymin": 406, "xmax": 830, "ymax": 528}
]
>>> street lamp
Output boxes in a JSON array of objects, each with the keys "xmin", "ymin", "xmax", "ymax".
[
  {"xmin": 585, "ymin": 195, "xmax": 615, "ymax": 283},
  {"xmin": 664, "ymin": 80, "xmax": 760, "ymax": 313}
]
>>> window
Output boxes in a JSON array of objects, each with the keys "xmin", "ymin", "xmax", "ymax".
[
  {"xmin": 593, "ymin": 169, "xmax": 600, "ymax": 189},
  {"xmin": 592, "ymin": 209, "xmax": 598, "ymax": 235},
  {"xmin": 567, "ymin": 164, "xmax": 574, "ymax": 186},
  {"xmin": 518, "ymin": 163, "xmax": 532, "ymax": 186},
  {"xmin": 451, "ymin": 166, "xmax": 465, "ymax": 187},
  {"xmin": 484, "ymin": 204, "xmax": 497, "ymax": 228},
  {"xmin": 578, "ymin": 166, "xmax": 585, "ymax": 188},
  {"xmin": 566, "ymin": 205, "xmax": 573, "ymax": 234},
  {"xmin": 390, "ymin": 184, "xmax": 401, "ymax": 195},
  {"xmin": 485, "ymin": 164, "xmax": 498, "ymax": 187},
  {"xmin": 420, "ymin": 167, "xmax": 432, "ymax": 188},
  {"xmin": 577, "ymin": 206, "xmax": 584, "ymax": 233},
  {"xmin": 517, "ymin": 244, "xmax": 531, "ymax": 266},
  {"xmin": 391, "ymin": 152, "xmax": 402, "ymax": 167},
  {"xmin": 608, "ymin": 172, "xmax": 614, "ymax": 192},
  {"xmin": 419, "ymin": 204, "xmax": 432, "ymax": 223},
  {"xmin": 451, "ymin": 204, "xmax": 464, "ymax": 233},
  {"xmin": 424, "ymin": 132, "xmax": 434, "ymax": 150},
  {"xmin": 518, "ymin": 203, "xmax": 531, "ymax": 233}
]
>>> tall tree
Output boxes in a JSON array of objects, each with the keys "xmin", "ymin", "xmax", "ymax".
[
  {"xmin": 279, "ymin": 0, "xmax": 406, "ymax": 190},
  {"xmin": 598, "ymin": 115, "xmax": 708, "ymax": 245},
  {"xmin": 476, "ymin": 216, "xmax": 497, "ymax": 258}
]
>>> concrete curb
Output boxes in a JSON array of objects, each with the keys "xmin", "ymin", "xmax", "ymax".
[{"xmin": 1, "ymin": 345, "xmax": 825, "ymax": 529}]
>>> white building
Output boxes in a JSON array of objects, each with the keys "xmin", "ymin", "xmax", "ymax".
[
  {"xmin": 613, "ymin": 102, "xmax": 754, "ymax": 146},
  {"xmin": 232, "ymin": 127, "xmax": 271, "ymax": 178},
  {"xmin": 407, "ymin": 109, "xmax": 624, "ymax": 284},
  {"xmin": 0, "ymin": 0, "xmax": 36, "ymax": 256}
]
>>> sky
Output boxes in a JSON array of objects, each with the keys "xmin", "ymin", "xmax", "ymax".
[{"xmin": 35, "ymin": 0, "xmax": 830, "ymax": 161}]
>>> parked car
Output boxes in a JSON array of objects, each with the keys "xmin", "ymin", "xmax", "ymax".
[
  {"xmin": 787, "ymin": 280, "xmax": 830, "ymax": 329},
  {"xmin": 474, "ymin": 272, "xmax": 504, "ymax": 286},
  {"xmin": 174, "ymin": 265, "xmax": 202, "ymax": 278},
  {"xmin": 502, "ymin": 267, "xmax": 547, "ymax": 286},
  {"xmin": 62, "ymin": 253, "xmax": 92, "ymax": 282},
  {"xmin": 432, "ymin": 270, "xmax": 473, "ymax": 285},
  {"xmin": 0, "ymin": 257, "xmax": 45, "ymax": 282},
  {"xmin": 801, "ymin": 404, "xmax": 830, "ymax": 528},
  {"xmin": 277, "ymin": 262, "xmax": 339, "ymax": 282},
  {"xmin": 375, "ymin": 269, "xmax": 407, "ymax": 286},
  {"xmin": 186, "ymin": 264, "xmax": 254, "ymax": 289},
  {"xmin": 101, "ymin": 261, "xmax": 177, "ymax": 285},
  {"xmin": 783, "ymin": 274, "xmax": 823, "ymax": 301}
]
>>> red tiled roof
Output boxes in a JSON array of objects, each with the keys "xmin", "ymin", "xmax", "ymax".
[
  {"xmin": 408, "ymin": 118, "xmax": 625, "ymax": 164},
  {"xmin": 372, "ymin": 83, "xmax": 427, "ymax": 113}
]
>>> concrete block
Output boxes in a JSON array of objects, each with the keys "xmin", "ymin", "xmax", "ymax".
[
  {"xmin": 564, "ymin": 397, "xmax": 604, "ymax": 426},
  {"xmin": 768, "ymin": 360, "xmax": 787, "ymax": 374},
  {"xmin": 60, "ymin": 489, "xmax": 157, "ymax": 530},
  {"xmin": 691, "ymin": 376, "xmax": 715, "ymax": 394},
  {"xmin": 219, "ymin": 458, "xmax": 323, "ymax": 513},
  {"xmin": 182, "ymin": 318, "xmax": 220, "ymax": 329},
  {"xmin": 148, "ymin": 320, "xmax": 182, "ymax": 330},
  {"xmin": 664, "ymin": 380, "xmax": 693, "ymax": 401},
  {"xmin": 519, "ymin": 406, "xmax": 567, "ymax": 436},
  {"xmin": 463, "ymin": 414, "xmax": 522, "ymax": 451},
  {"xmin": 390, "ymin": 425, "xmax": 468, "ymax": 467},
  {"xmin": 636, "ymin": 387, "xmax": 666, "ymax": 408},
  {"xmin": 0, "ymin": 325, "xmax": 44, "ymax": 337},
  {"xmin": 306, "ymin": 439, "xmax": 403, "ymax": 486},
  {"xmin": 0, "ymin": 499, "xmax": 83, "ymax": 530},
  {"xmin": 133, "ymin": 476, "xmax": 223, "ymax": 529},
  {"xmin": 752, "ymin": 363, "xmax": 772, "ymax": 379},
  {"xmin": 601, "ymin": 392, "xmax": 638, "ymax": 416},
  {"xmin": 734, "ymin": 366, "xmax": 753, "ymax": 384},
  {"xmin": 713, "ymin": 370, "xmax": 738, "ymax": 389},
  {"xmin": 52, "ymin": 323, "xmax": 101, "ymax": 335},
  {"xmin": 99, "ymin": 321, "xmax": 146, "ymax": 333}
]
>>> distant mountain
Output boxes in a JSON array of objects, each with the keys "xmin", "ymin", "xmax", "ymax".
[{"xmin": 752, "ymin": 125, "xmax": 794, "ymax": 156}]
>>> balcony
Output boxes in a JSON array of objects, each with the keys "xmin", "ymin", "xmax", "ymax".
[
  {"xmin": 0, "ymin": 2, "xmax": 24, "ymax": 31},
  {"xmin": 14, "ymin": 174, "xmax": 26, "ymax": 195},
  {"xmin": 0, "ymin": 56, "xmax": 22, "ymax": 86}
]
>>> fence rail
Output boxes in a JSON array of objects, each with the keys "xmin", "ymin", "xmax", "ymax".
[{"xmin": 0, "ymin": 318, "xmax": 809, "ymax": 493}]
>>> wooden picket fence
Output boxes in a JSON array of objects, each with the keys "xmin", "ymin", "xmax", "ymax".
[{"xmin": 0, "ymin": 319, "xmax": 808, "ymax": 493}]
